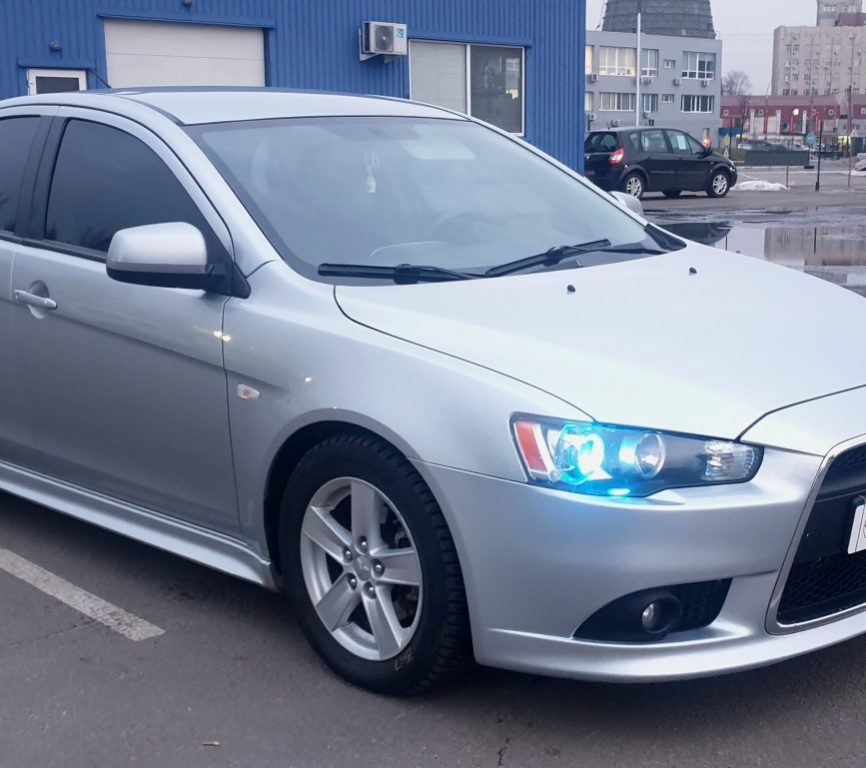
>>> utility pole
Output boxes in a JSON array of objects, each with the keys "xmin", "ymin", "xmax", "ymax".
[
  {"xmin": 634, "ymin": 0, "xmax": 636, "ymax": 128},
  {"xmin": 849, "ymin": 33, "xmax": 857, "ymax": 189},
  {"xmin": 808, "ymin": 35, "xmax": 816, "ymax": 136}
]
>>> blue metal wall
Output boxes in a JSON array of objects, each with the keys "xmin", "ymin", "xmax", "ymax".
[{"xmin": 0, "ymin": 0, "xmax": 585, "ymax": 168}]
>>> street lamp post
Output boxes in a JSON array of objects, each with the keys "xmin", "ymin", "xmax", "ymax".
[
  {"xmin": 849, "ymin": 34, "xmax": 857, "ymax": 190},
  {"xmin": 634, "ymin": 0, "xmax": 643, "ymax": 128}
]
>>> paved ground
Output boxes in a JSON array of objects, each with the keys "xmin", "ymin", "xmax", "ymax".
[
  {"xmin": 639, "ymin": 158, "xmax": 866, "ymax": 218},
  {"xmin": 6, "ymin": 174, "xmax": 866, "ymax": 767},
  {"xmin": 5, "ymin": 491, "xmax": 866, "ymax": 768}
]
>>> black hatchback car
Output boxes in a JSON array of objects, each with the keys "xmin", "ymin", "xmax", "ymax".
[{"xmin": 584, "ymin": 127, "xmax": 737, "ymax": 199}]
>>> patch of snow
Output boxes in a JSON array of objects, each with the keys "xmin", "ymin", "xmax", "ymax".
[{"xmin": 733, "ymin": 180, "xmax": 789, "ymax": 192}]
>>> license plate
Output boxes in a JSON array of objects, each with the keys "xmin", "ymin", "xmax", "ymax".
[{"xmin": 848, "ymin": 496, "xmax": 866, "ymax": 554}]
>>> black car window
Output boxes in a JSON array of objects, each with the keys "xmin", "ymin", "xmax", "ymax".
[
  {"xmin": 625, "ymin": 131, "xmax": 641, "ymax": 151},
  {"xmin": 0, "ymin": 116, "xmax": 39, "ymax": 234},
  {"xmin": 586, "ymin": 132, "xmax": 618, "ymax": 152},
  {"xmin": 667, "ymin": 130, "xmax": 704, "ymax": 155},
  {"xmin": 640, "ymin": 130, "xmax": 667, "ymax": 153},
  {"xmin": 45, "ymin": 119, "xmax": 225, "ymax": 259}
]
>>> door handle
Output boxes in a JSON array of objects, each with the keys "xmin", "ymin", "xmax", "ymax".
[{"xmin": 13, "ymin": 290, "xmax": 57, "ymax": 311}]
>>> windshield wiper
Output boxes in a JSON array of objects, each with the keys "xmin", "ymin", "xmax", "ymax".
[
  {"xmin": 318, "ymin": 262, "xmax": 480, "ymax": 284},
  {"xmin": 599, "ymin": 244, "xmax": 667, "ymax": 255},
  {"xmin": 485, "ymin": 239, "xmax": 612, "ymax": 277}
]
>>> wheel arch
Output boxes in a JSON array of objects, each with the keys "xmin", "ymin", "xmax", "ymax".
[
  {"xmin": 622, "ymin": 166, "xmax": 649, "ymax": 192},
  {"xmin": 263, "ymin": 418, "xmax": 423, "ymax": 575}
]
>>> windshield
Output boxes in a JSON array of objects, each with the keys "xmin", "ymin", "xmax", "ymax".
[{"xmin": 189, "ymin": 116, "xmax": 650, "ymax": 282}]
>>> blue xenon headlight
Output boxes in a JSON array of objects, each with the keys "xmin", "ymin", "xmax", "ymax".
[{"xmin": 513, "ymin": 417, "xmax": 762, "ymax": 497}]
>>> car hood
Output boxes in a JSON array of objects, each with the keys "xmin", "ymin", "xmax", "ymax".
[{"xmin": 334, "ymin": 246, "xmax": 866, "ymax": 444}]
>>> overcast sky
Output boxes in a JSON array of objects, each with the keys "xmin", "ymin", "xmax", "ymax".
[{"xmin": 585, "ymin": 0, "xmax": 817, "ymax": 92}]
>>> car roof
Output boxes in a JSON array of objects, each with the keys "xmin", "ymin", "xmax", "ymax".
[
  {"xmin": 0, "ymin": 87, "xmax": 465, "ymax": 126},
  {"xmin": 587, "ymin": 126, "xmax": 690, "ymax": 134}
]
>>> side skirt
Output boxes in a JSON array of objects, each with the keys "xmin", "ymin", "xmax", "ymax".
[{"xmin": 0, "ymin": 459, "xmax": 278, "ymax": 590}]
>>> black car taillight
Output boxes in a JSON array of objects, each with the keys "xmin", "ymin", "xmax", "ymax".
[{"xmin": 609, "ymin": 147, "xmax": 625, "ymax": 165}]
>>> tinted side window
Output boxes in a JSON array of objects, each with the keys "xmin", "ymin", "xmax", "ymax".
[
  {"xmin": 666, "ymin": 130, "xmax": 702, "ymax": 155},
  {"xmin": 641, "ymin": 130, "xmax": 667, "ymax": 153},
  {"xmin": 45, "ymin": 120, "xmax": 224, "ymax": 257},
  {"xmin": 0, "ymin": 117, "xmax": 39, "ymax": 233}
]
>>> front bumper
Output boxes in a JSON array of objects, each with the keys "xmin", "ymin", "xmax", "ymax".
[{"xmin": 414, "ymin": 445, "xmax": 866, "ymax": 681}]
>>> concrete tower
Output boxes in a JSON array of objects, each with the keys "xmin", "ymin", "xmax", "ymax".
[{"xmin": 602, "ymin": 0, "xmax": 716, "ymax": 39}]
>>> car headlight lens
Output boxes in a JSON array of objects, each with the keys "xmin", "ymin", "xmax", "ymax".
[{"xmin": 513, "ymin": 417, "xmax": 762, "ymax": 497}]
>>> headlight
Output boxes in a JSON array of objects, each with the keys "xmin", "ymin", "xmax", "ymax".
[{"xmin": 512, "ymin": 416, "xmax": 762, "ymax": 497}]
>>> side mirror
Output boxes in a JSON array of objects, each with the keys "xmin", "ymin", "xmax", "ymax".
[
  {"xmin": 106, "ymin": 222, "xmax": 225, "ymax": 292},
  {"xmin": 610, "ymin": 190, "xmax": 644, "ymax": 217}
]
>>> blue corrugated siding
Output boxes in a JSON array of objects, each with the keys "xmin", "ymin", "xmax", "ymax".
[{"xmin": 0, "ymin": 0, "xmax": 585, "ymax": 168}]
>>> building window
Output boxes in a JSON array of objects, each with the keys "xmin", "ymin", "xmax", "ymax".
[
  {"xmin": 599, "ymin": 46, "xmax": 636, "ymax": 76},
  {"xmin": 599, "ymin": 92, "xmax": 636, "ymax": 111},
  {"xmin": 641, "ymin": 93, "xmax": 659, "ymax": 113},
  {"xmin": 585, "ymin": 91, "xmax": 594, "ymax": 111},
  {"xmin": 641, "ymin": 49, "xmax": 659, "ymax": 78},
  {"xmin": 662, "ymin": 93, "xmax": 675, "ymax": 104},
  {"xmin": 681, "ymin": 51, "xmax": 716, "ymax": 80},
  {"xmin": 663, "ymin": 58, "xmax": 676, "ymax": 69},
  {"xmin": 26, "ymin": 68, "xmax": 87, "ymax": 95},
  {"xmin": 586, "ymin": 45, "xmax": 594, "ymax": 75},
  {"xmin": 681, "ymin": 95, "xmax": 715, "ymax": 113},
  {"xmin": 410, "ymin": 41, "xmax": 524, "ymax": 134}
]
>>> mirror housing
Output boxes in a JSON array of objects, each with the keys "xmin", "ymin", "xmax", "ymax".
[
  {"xmin": 609, "ymin": 190, "xmax": 644, "ymax": 217},
  {"xmin": 106, "ymin": 222, "xmax": 227, "ymax": 292}
]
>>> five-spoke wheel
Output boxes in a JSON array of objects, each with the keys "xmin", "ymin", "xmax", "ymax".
[
  {"xmin": 281, "ymin": 434, "xmax": 471, "ymax": 694},
  {"xmin": 300, "ymin": 477, "xmax": 422, "ymax": 661}
]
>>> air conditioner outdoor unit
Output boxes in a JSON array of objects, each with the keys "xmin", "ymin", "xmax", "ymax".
[
  {"xmin": 722, "ymin": 108, "xmax": 730, "ymax": 116},
  {"xmin": 642, "ymin": 110, "xmax": 651, "ymax": 118},
  {"xmin": 361, "ymin": 21, "xmax": 408, "ymax": 58},
  {"xmin": 829, "ymin": 108, "xmax": 836, "ymax": 116},
  {"xmin": 610, "ymin": 119, "xmax": 621, "ymax": 127},
  {"xmin": 588, "ymin": 112, "xmax": 597, "ymax": 121},
  {"xmin": 701, "ymin": 79, "xmax": 709, "ymax": 87},
  {"xmin": 589, "ymin": 73, "xmax": 600, "ymax": 82},
  {"xmin": 673, "ymin": 78, "xmax": 681, "ymax": 86}
]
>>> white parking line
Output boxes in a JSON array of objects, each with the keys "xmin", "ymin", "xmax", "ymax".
[{"xmin": 0, "ymin": 548, "xmax": 164, "ymax": 641}]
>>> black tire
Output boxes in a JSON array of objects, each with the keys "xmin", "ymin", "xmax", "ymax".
[
  {"xmin": 662, "ymin": 190, "xmax": 682, "ymax": 199},
  {"xmin": 622, "ymin": 171, "xmax": 645, "ymax": 199},
  {"xmin": 706, "ymin": 169, "xmax": 731, "ymax": 198},
  {"xmin": 279, "ymin": 433, "xmax": 472, "ymax": 695}
]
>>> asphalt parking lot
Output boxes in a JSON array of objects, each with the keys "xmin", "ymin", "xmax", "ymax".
[
  {"xmin": 5, "ymin": 175, "xmax": 866, "ymax": 768},
  {"xmin": 6, "ymin": 489, "xmax": 866, "ymax": 768}
]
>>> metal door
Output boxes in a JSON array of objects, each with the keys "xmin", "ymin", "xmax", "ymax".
[{"xmin": 10, "ymin": 111, "xmax": 240, "ymax": 534}]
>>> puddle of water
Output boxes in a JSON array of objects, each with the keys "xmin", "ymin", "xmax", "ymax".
[{"xmin": 664, "ymin": 222, "xmax": 866, "ymax": 295}]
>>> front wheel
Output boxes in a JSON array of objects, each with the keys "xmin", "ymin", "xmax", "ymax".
[
  {"xmin": 280, "ymin": 434, "xmax": 471, "ymax": 695},
  {"xmin": 706, "ymin": 170, "xmax": 731, "ymax": 198},
  {"xmin": 622, "ymin": 171, "xmax": 645, "ymax": 199}
]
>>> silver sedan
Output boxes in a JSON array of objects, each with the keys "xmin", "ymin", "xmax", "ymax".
[{"xmin": 1, "ymin": 88, "xmax": 866, "ymax": 694}]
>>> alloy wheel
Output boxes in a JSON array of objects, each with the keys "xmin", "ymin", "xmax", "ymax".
[
  {"xmin": 299, "ymin": 477, "xmax": 423, "ymax": 661},
  {"xmin": 712, "ymin": 173, "xmax": 729, "ymax": 196},
  {"xmin": 625, "ymin": 175, "xmax": 644, "ymax": 197}
]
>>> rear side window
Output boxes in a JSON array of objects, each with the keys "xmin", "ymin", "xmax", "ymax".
[
  {"xmin": 641, "ymin": 130, "xmax": 667, "ymax": 153},
  {"xmin": 0, "ymin": 116, "xmax": 39, "ymax": 233},
  {"xmin": 44, "ymin": 119, "xmax": 224, "ymax": 258}
]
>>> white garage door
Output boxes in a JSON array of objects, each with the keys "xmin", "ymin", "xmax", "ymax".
[{"xmin": 104, "ymin": 19, "xmax": 265, "ymax": 88}]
